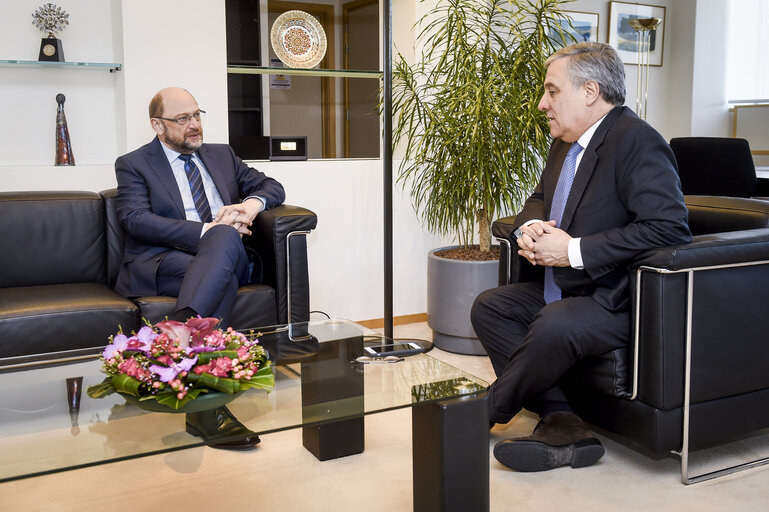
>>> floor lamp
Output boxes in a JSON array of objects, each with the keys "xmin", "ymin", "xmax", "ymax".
[
  {"xmin": 380, "ymin": 0, "xmax": 432, "ymax": 352},
  {"xmin": 628, "ymin": 17, "xmax": 661, "ymax": 120},
  {"xmin": 383, "ymin": 0, "xmax": 393, "ymax": 341}
]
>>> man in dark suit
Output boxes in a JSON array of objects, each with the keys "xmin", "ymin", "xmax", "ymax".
[
  {"xmin": 471, "ymin": 42, "xmax": 692, "ymax": 472},
  {"xmin": 114, "ymin": 87, "xmax": 285, "ymax": 450}
]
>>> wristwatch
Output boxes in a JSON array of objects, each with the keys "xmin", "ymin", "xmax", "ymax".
[{"xmin": 513, "ymin": 227, "xmax": 523, "ymax": 240}]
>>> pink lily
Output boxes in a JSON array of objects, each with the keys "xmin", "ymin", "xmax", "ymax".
[{"xmin": 155, "ymin": 320, "xmax": 193, "ymax": 348}]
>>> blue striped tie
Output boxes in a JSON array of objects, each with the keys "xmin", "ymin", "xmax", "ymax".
[
  {"xmin": 543, "ymin": 141, "xmax": 582, "ymax": 304},
  {"xmin": 178, "ymin": 154, "xmax": 212, "ymax": 223}
]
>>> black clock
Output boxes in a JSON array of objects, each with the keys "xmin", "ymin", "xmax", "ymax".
[{"xmin": 38, "ymin": 36, "xmax": 64, "ymax": 62}]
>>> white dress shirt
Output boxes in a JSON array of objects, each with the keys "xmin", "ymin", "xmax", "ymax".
[
  {"xmin": 523, "ymin": 113, "xmax": 608, "ymax": 269},
  {"xmin": 159, "ymin": 142, "xmax": 225, "ymax": 222}
]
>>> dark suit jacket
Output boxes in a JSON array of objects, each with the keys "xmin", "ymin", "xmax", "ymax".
[
  {"xmin": 114, "ymin": 137, "xmax": 286, "ymax": 297},
  {"xmin": 515, "ymin": 106, "xmax": 692, "ymax": 311}
]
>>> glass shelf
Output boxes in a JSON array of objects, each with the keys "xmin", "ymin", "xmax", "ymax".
[
  {"xmin": 227, "ymin": 65, "xmax": 381, "ymax": 79},
  {"xmin": 0, "ymin": 59, "xmax": 122, "ymax": 72}
]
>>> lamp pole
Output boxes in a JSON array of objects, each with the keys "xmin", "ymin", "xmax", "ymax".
[{"xmin": 383, "ymin": 0, "xmax": 393, "ymax": 340}]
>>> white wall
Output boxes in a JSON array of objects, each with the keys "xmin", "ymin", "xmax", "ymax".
[
  {"xmin": 0, "ymin": 0, "xmax": 120, "ymax": 166},
  {"xmin": 688, "ymin": 0, "xmax": 731, "ymax": 136},
  {"xmin": 0, "ymin": 0, "xmax": 741, "ymax": 321},
  {"xmin": 263, "ymin": 158, "xmax": 452, "ymax": 320},
  {"xmin": 118, "ymin": 0, "xmax": 230, "ymax": 151},
  {"xmin": 663, "ymin": 0, "xmax": 697, "ymax": 138}
]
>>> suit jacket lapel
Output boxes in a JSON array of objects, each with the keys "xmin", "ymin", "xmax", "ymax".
[
  {"xmin": 146, "ymin": 137, "xmax": 186, "ymax": 218},
  {"xmin": 559, "ymin": 106, "xmax": 623, "ymax": 231},
  {"xmin": 197, "ymin": 144, "xmax": 232, "ymax": 204}
]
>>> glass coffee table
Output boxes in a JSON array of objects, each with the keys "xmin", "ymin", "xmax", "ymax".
[{"xmin": 0, "ymin": 319, "xmax": 489, "ymax": 512}]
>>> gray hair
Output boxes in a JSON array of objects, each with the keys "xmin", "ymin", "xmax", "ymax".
[{"xmin": 545, "ymin": 42, "xmax": 626, "ymax": 106}]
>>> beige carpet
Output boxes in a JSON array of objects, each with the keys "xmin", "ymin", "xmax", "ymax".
[{"xmin": 1, "ymin": 322, "xmax": 767, "ymax": 511}]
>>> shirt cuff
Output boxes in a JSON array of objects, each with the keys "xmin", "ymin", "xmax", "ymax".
[
  {"xmin": 514, "ymin": 219, "xmax": 542, "ymax": 239},
  {"xmin": 244, "ymin": 195, "xmax": 266, "ymax": 212},
  {"xmin": 568, "ymin": 237, "xmax": 584, "ymax": 269}
]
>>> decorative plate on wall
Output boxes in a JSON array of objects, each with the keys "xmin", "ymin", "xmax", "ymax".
[{"xmin": 270, "ymin": 10, "xmax": 327, "ymax": 69}]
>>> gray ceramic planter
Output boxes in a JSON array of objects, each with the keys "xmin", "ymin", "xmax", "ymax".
[{"xmin": 427, "ymin": 246, "xmax": 499, "ymax": 355}]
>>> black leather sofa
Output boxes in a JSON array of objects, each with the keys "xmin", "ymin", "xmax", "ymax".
[
  {"xmin": 492, "ymin": 195, "xmax": 769, "ymax": 472},
  {"xmin": 0, "ymin": 189, "xmax": 317, "ymax": 361}
]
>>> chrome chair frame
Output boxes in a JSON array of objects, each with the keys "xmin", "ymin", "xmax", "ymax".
[
  {"xmin": 496, "ymin": 232, "xmax": 769, "ymax": 483},
  {"xmin": 633, "ymin": 261, "xmax": 769, "ymax": 484}
]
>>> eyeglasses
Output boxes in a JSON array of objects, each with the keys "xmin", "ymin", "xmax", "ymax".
[{"xmin": 153, "ymin": 110, "xmax": 206, "ymax": 126}]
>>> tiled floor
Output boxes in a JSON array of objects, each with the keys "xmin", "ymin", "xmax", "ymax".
[{"xmin": 1, "ymin": 322, "xmax": 768, "ymax": 511}]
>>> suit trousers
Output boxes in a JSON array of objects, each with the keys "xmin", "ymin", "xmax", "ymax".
[
  {"xmin": 471, "ymin": 282, "xmax": 630, "ymax": 424},
  {"xmin": 156, "ymin": 224, "xmax": 250, "ymax": 327}
]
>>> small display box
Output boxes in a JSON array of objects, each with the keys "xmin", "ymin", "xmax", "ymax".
[{"xmin": 256, "ymin": 136, "xmax": 308, "ymax": 161}]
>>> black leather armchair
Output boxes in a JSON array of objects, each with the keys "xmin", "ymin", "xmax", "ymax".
[
  {"xmin": 492, "ymin": 195, "xmax": 769, "ymax": 482},
  {"xmin": 670, "ymin": 137, "xmax": 768, "ymax": 200},
  {"xmin": 101, "ymin": 189, "xmax": 317, "ymax": 329},
  {"xmin": 0, "ymin": 189, "xmax": 316, "ymax": 362}
]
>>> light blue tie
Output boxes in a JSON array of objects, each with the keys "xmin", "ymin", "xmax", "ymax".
[
  {"xmin": 543, "ymin": 141, "xmax": 582, "ymax": 304},
  {"xmin": 178, "ymin": 154, "xmax": 212, "ymax": 223}
]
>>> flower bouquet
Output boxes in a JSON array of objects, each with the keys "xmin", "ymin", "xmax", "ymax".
[{"xmin": 87, "ymin": 317, "xmax": 273, "ymax": 412}]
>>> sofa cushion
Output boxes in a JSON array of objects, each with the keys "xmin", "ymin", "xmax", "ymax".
[
  {"xmin": 132, "ymin": 284, "xmax": 278, "ymax": 330},
  {"xmin": 0, "ymin": 192, "xmax": 107, "ymax": 287},
  {"xmin": 0, "ymin": 283, "xmax": 139, "ymax": 358},
  {"xmin": 685, "ymin": 195, "xmax": 769, "ymax": 235}
]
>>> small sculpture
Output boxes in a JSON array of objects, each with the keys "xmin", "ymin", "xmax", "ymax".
[
  {"xmin": 32, "ymin": 3, "xmax": 70, "ymax": 62},
  {"xmin": 55, "ymin": 93, "xmax": 75, "ymax": 166},
  {"xmin": 66, "ymin": 376, "xmax": 83, "ymax": 436}
]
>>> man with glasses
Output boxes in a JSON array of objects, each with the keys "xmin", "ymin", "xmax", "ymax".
[{"xmin": 113, "ymin": 87, "xmax": 285, "ymax": 450}]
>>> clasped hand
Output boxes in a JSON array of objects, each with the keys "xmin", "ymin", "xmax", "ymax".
[
  {"xmin": 516, "ymin": 220, "xmax": 572, "ymax": 267},
  {"xmin": 210, "ymin": 198, "xmax": 264, "ymax": 237}
]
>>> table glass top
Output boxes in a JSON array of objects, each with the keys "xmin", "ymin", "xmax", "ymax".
[{"xmin": 0, "ymin": 319, "xmax": 487, "ymax": 482}]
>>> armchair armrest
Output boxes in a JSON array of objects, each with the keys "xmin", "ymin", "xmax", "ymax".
[
  {"xmin": 491, "ymin": 215, "xmax": 518, "ymax": 241},
  {"xmin": 632, "ymin": 228, "xmax": 769, "ymax": 271},
  {"xmin": 491, "ymin": 215, "xmax": 544, "ymax": 287},
  {"xmin": 629, "ymin": 227, "xmax": 769, "ymax": 408},
  {"xmin": 245, "ymin": 205, "xmax": 318, "ymax": 324}
]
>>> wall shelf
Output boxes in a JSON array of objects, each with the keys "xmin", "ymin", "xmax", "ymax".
[
  {"xmin": 0, "ymin": 59, "xmax": 122, "ymax": 72},
  {"xmin": 227, "ymin": 65, "xmax": 381, "ymax": 79}
]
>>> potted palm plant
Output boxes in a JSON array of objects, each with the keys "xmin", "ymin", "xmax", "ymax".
[{"xmin": 392, "ymin": 0, "xmax": 573, "ymax": 353}]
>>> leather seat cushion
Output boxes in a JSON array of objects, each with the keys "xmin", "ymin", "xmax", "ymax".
[
  {"xmin": 134, "ymin": 284, "xmax": 278, "ymax": 331},
  {"xmin": 0, "ymin": 283, "xmax": 139, "ymax": 358},
  {"xmin": 568, "ymin": 347, "xmax": 630, "ymax": 398}
]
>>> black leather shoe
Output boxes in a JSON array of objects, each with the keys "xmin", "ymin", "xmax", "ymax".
[
  {"xmin": 493, "ymin": 411, "xmax": 604, "ymax": 472},
  {"xmin": 185, "ymin": 406, "xmax": 261, "ymax": 450}
]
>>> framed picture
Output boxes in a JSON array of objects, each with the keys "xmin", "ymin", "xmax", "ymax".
[
  {"xmin": 550, "ymin": 11, "xmax": 600, "ymax": 46},
  {"xmin": 609, "ymin": 2, "xmax": 666, "ymax": 66}
]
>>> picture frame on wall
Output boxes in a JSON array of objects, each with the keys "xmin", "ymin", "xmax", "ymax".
[
  {"xmin": 550, "ymin": 11, "xmax": 600, "ymax": 45},
  {"xmin": 609, "ymin": 1, "xmax": 666, "ymax": 66}
]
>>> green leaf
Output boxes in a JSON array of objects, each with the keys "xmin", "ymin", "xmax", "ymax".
[
  {"xmin": 110, "ymin": 374, "xmax": 144, "ymax": 397},
  {"xmin": 86, "ymin": 378, "xmax": 116, "ymax": 399},
  {"xmin": 196, "ymin": 350, "xmax": 239, "ymax": 364},
  {"xmin": 238, "ymin": 363, "xmax": 274, "ymax": 392},
  {"xmin": 186, "ymin": 372, "xmax": 242, "ymax": 394},
  {"xmin": 151, "ymin": 388, "xmax": 207, "ymax": 409}
]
